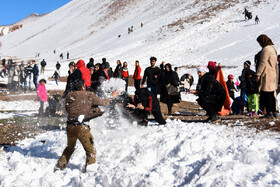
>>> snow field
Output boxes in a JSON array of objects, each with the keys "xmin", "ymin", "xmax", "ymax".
[{"xmin": 1, "ymin": 115, "xmax": 280, "ymax": 186}]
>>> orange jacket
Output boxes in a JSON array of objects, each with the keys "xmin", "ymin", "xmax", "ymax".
[
  {"xmin": 122, "ymin": 68, "xmax": 129, "ymax": 78},
  {"xmin": 133, "ymin": 65, "xmax": 141, "ymax": 80}
]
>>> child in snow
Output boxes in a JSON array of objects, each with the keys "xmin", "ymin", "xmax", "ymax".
[
  {"xmin": 55, "ymin": 80, "xmax": 119, "ymax": 172},
  {"xmin": 239, "ymin": 61, "xmax": 251, "ymax": 114},
  {"xmin": 37, "ymin": 79, "xmax": 48, "ymax": 116},
  {"xmin": 226, "ymin": 74, "xmax": 237, "ymax": 100},
  {"xmin": 245, "ymin": 68, "xmax": 259, "ymax": 116},
  {"xmin": 52, "ymin": 70, "xmax": 60, "ymax": 85}
]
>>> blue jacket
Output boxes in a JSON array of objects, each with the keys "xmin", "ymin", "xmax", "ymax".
[{"xmin": 33, "ymin": 65, "xmax": 39, "ymax": 76}]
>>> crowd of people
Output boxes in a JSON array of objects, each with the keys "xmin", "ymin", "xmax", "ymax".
[
  {"xmin": 0, "ymin": 59, "xmax": 39, "ymax": 91},
  {"xmin": 0, "ymin": 34, "xmax": 279, "ymax": 172},
  {"xmin": 0, "ymin": 57, "xmax": 63, "ymax": 91},
  {"xmin": 0, "ymin": 34, "xmax": 278, "ymax": 123}
]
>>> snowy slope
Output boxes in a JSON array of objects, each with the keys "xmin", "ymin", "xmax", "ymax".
[
  {"xmin": 0, "ymin": 0, "xmax": 280, "ymax": 186},
  {"xmin": 1, "ymin": 0, "xmax": 279, "ymax": 72}
]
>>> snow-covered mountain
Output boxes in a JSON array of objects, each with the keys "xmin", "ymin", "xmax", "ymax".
[
  {"xmin": 0, "ymin": 13, "xmax": 46, "ymax": 37},
  {"xmin": 1, "ymin": 0, "xmax": 279, "ymax": 72}
]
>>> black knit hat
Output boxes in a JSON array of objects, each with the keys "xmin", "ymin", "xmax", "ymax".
[
  {"xmin": 104, "ymin": 62, "xmax": 110, "ymax": 68},
  {"xmin": 244, "ymin": 60, "xmax": 251, "ymax": 67}
]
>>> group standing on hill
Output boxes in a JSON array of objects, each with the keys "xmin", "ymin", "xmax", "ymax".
[{"xmin": 1, "ymin": 32, "xmax": 279, "ymax": 173}]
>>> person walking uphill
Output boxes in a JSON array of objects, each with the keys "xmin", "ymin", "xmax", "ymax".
[
  {"xmin": 37, "ymin": 79, "xmax": 47, "ymax": 116},
  {"xmin": 55, "ymin": 80, "xmax": 119, "ymax": 172},
  {"xmin": 256, "ymin": 34, "xmax": 278, "ymax": 118},
  {"xmin": 189, "ymin": 66, "xmax": 226, "ymax": 122}
]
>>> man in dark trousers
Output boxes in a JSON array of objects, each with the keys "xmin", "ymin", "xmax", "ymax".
[
  {"xmin": 33, "ymin": 61, "xmax": 39, "ymax": 89},
  {"xmin": 141, "ymin": 56, "xmax": 161, "ymax": 96},
  {"xmin": 55, "ymin": 80, "xmax": 119, "ymax": 172},
  {"xmin": 133, "ymin": 60, "xmax": 141, "ymax": 91}
]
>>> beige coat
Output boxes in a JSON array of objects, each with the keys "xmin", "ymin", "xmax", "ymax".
[{"xmin": 256, "ymin": 45, "xmax": 278, "ymax": 92}]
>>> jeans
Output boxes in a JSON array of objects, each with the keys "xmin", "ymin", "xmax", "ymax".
[{"xmin": 33, "ymin": 75, "xmax": 38, "ymax": 89}]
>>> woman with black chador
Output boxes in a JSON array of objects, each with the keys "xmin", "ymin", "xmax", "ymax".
[{"xmin": 160, "ymin": 63, "xmax": 180, "ymax": 115}]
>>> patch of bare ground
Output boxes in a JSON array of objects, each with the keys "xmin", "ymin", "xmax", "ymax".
[
  {"xmin": 161, "ymin": 101, "xmax": 280, "ymax": 133},
  {"xmin": 0, "ymin": 116, "xmax": 66, "ymax": 146},
  {"xmin": 48, "ymin": 76, "xmax": 68, "ymax": 82},
  {"xmin": 160, "ymin": 0, "xmax": 262, "ymax": 36},
  {"xmin": 97, "ymin": 0, "xmax": 136, "ymax": 28},
  {"xmin": 1, "ymin": 99, "xmax": 280, "ymax": 146}
]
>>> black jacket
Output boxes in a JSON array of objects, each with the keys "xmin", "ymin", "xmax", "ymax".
[
  {"xmin": 63, "ymin": 69, "xmax": 82, "ymax": 98},
  {"xmin": 160, "ymin": 69, "xmax": 180, "ymax": 103},
  {"xmin": 41, "ymin": 60, "xmax": 47, "ymax": 67},
  {"xmin": 245, "ymin": 69, "xmax": 258, "ymax": 94},
  {"xmin": 141, "ymin": 66, "xmax": 161, "ymax": 87},
  {"xmin": 25, "ymin": 65, "xmax": 33, "ymax": 76},
  {"xmin": 196, "ymin": 73, "xmax": 225, "ymax": 109},
  {"xmin": 113, "ymin": 64, "xmax": 122, "ymax": 78},
  {"xmin": 91, "ymin": 70, "xmax": 102, "ymax": 91},
  {"xmin": 226, "ymin": 80, "xmax": 236, "ymax": 99},
  {"xmin": 239, "ymin": 68, "xmax": 250, "ymax": 89},
  {"xmin": 135, "ymin": 88, "xmax": 160, "ymax": 112},
  {"xmin": 56, "ymin": 63, "xmax": 61, "ymax": 70}
]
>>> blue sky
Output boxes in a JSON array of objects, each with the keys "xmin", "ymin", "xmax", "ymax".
[{"xmin": 0, "ymin": 0, "xmax": 71, "ymax": 25}]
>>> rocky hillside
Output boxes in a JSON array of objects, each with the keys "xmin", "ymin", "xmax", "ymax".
[
  {"xmin": 0, "ymin": 13, "xmax": 46, "ymax": 37},
  {"xmin": 0, "ymin": 0, "xmax": 279, "ymax": 70}
]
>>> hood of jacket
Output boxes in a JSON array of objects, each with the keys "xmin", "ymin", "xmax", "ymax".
[{"xmin": 76, "ymin": 60, "xmax": 85, "ymax": 69}]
